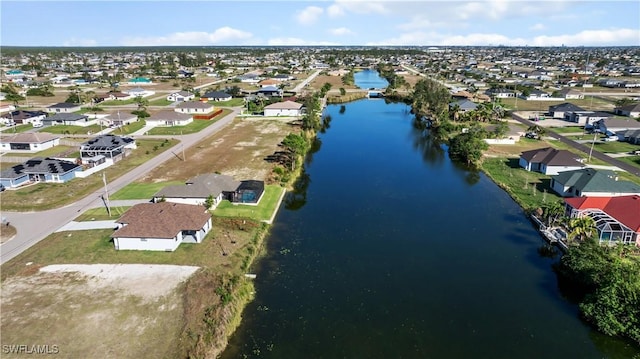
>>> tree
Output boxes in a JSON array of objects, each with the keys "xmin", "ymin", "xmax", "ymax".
[
  {"xmin": 280, "ymin": 133, "xmax": 309, "ymax": 170},
  {"xmin": 542, "ymin": 200, "xmax": 565, "ymax": 227},
  {"xmin": 203, "ymin": 195, "xmax": 214, "ymax": 209},
  {"xmin": 339, "ymin": 87, "xmax": 346, "ymax": 96},
  {"xmin": 492, "ymin": 120, "xmax": 509, "ymax": 139},
  {"xmin": 569, "ymin": 215, "xmax": 597, "ymax": 242},
  {"xmin": 448, "ymin": 131, "xmax": 488, "ymax": 166}
]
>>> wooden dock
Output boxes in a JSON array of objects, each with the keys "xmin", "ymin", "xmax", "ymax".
[{"xmin": 530, "ymin": 214, "xmax": 569, "ymax": 252}]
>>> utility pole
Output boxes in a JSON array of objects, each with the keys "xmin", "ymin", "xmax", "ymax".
[
  {"xmin": 588, "ymin": 131, "xmax": 597, "ymax": 163},
  {"xmin": 181, "ymin": 131, "xmax": 186, "ymax": 161},
  {"xmin": 102, "ymin": 172, "xmax": 111, "ymax": 217}
]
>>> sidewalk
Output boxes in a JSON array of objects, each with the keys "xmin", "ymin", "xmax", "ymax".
[{"xmin": 130, "ymin": 124, "xmax": 156, "ymax": 136}]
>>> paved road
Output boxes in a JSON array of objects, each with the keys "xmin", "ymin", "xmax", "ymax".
[
  {"xmin": 511, "ymin": 113, "xmax": 640, "ymax": 178},
  {"xmin": 0, "ymin": 107, "xmax": 241, "ymax": 265}
]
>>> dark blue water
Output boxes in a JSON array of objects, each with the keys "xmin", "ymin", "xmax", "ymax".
[{"xmin": 220, "ymin": 97, "xmax": 638, "ymax": 359}]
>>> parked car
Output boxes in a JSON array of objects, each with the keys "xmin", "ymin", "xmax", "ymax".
[
  {"xmin": 630, "ymin": 149, "xmax": 640, "ymax": 155},
  {"xmin": 32, "ymin": 123, "xmax": 43, "ymax": 128},
  {"xmin": 603, "ymin": 136, "xmax": 618, "ymax": 142}
]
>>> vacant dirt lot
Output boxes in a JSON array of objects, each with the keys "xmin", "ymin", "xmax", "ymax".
[
  {"xmin": 139, "ymin": 117, "xmax": 297, "ymax": 184},
  {"xmin": 1, "ymin": 264, "xmax": 198, "ymax": 359}
]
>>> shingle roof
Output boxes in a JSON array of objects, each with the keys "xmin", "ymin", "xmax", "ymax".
[
  {"xmin": 155, "ymin": 173, "xmax": 240, "ymax": 199},
  {"xmin": 549, "ymin": 102, "xmax": 585, "ymax": 112},
  {"xmin": 520, "ymin": 147, "xmax": 584, "ymax": 167},
  {"xmin": 44, "ymin": 113, "xmax": 89, "ymax": 122},
  {"xmin": 48, "ymin": 103, "xmax": 80, "ymax": 109},
  {"xmin": 112, "ymin": 202, "xmax": 211, "ymax": 239},
  {"xmin": 81, "ymin": 134, "xmax": 134, "ymax": 150},
  {"xmin": 553, "ymin": 168, "xmax": 640, "ymax": 194},
  {"xmin": 175, "ymin": 101, "xmax": 214, "ymax": 110},
  {"xmin": 264, "ymin": 100, "xmax": 302, "ymax": 110},
  {"xmin": 1, "ymin": 110, "xmax": 47, "ymax": 121},
  {"xmin": 1, "ymin": 132, "xmax": 59, "ymax": 144},
  {"xmin": 201, "ymin": 91, "xmax": 231, "ymax": 99},
  {"xmin": 147, "ymin": 110, "xmax": 192, "ymax": 122},
  {"xmin": 0, "ymin": 157, "xmax": 81, "ymax": 179}
]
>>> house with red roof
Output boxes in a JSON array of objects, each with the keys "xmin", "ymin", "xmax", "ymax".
[{"xmin": 564, "ymin": 195, "xmax": 640, "ymax": 246}]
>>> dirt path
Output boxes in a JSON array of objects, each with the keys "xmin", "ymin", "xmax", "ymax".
[{"xmin": 1, "ymin": 264, "xmax": 199, "ymax": 359}]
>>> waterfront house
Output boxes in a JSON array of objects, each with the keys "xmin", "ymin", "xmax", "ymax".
[
  {"xmin": 153, "ymin": 173, "xmax": 240, "ymax": 209},
  {"xmin": 550, "ymin": 168, "xmax": 640, "ymax": 197},
  {"xmin": 47, "ymin": 102, "xmax": 81, "ymax": 113},
  {"xmin": 263, "ymin": 100, "xmax": 304, "ymax": 117},
  {"xmin": 145, "ymin": 110, "xmax": 193, "ymax": 127},
  {"xmin": 0, "ymin": 157, "xmax": 82, "ymax": 189},
  {"xmin": 449, "ymin": 99, "xmax": 478, "ymax": 113},
  {"xmin": 519, "ymin": 147, "xmax": 585, "ymax": 175},
  {"xmin": 111, "ymin": 202, "xmax": 212, "ymax": 251},
  {"xmin": 0, "ymin": 132, "xmax": 60, "ymax": 152},
  {"xmin": 167, "ymin": 90, "xmax": 195, "ymax": 102},
  {"xmin": 564, "ymin": 195, "xmax": 640, "ymax": 246}
]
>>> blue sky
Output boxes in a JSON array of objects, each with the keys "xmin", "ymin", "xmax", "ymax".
[{"xmin": 2, "ymin": 1, "xmax": 639, "ymax": 47}]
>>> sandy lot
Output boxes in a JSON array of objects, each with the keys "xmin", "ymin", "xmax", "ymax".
[{"xmin": 1, "ymin": 264, "xmax": 199, "ymax": 359}]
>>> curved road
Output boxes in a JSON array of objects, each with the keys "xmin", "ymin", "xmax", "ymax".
[
  {"xmin": 0, "ymin": 107, "xmax": 241, "ymax": 265},
  {"xmin": 511, "ymin": 113, "xmax": 640, "ymax": 178}
]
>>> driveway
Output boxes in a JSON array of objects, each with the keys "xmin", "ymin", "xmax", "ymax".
[{"xmin": 0, "ymin": 108, "xmax": 241, "ymax": 265}]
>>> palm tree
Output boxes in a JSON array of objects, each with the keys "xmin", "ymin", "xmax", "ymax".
[
  {"xmin": 543, "ymin": 201, "xmax": 565, "ymax": 227},
  {"xmin": 569, "ymin": 215, "xmax": 597, "ymax": 242}
]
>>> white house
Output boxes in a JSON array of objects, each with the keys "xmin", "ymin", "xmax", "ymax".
[
  {"xmin": 111, "ymin": 202, "xmax": 212, "ymax": 251},
  {"xmin": 551, "ymin": 169, "xmax": 640, "ymax": 197},
  {"xmin": 519, "ymin": 147, "xmax": 585, "ymax": 175},
  {"xmin": 125, "ymin": 87, "xmax": 155, "ymax": 98},
  {"xmin": 174, "ymin": 101, "xmax": 215, "ymax": 114},
  {"xmin": 102, "ymin": 111, "xmax": 137, "ymax": 127},
  {"xmin": 153, "ymin": 173, "xmax": 241, "ymax": 209},
  {"xmin": 167, "ymin": 90, "xmax": 195, "ymax": 102},
  {"xmin": 47, "ymin": 103, "xmax": 82, "ymax": 113},
  {"xmin": 146, "ymin": 110, "xmax": 193, "ymax": 127},
  {"xmin": 0, "ymin": 133, "xmax": 60, "ymax": 152},
  {"xmin": 263, "ymin": 100, "xmax": 303, "ymax": 117}
]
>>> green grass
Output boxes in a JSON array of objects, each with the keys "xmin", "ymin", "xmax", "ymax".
[
  {"xmin": 149, "ymin": 99, "xmax": 173, "ymax": 106},
  {"xmin": 482, "ymin": 157, "xmax": 563, "ymax": 212},
  {"xmin": 99, "ymin": 98, "xmax": 138, "ymax": 106},
  {"xmin": 2, "ymin": 124, "xmax": 33, "ymax": 133},
  {"xmin": 501, "ymin": 97, "xmax": 614, "ymax": 112},
  {"xmin": 39, "ymin": 124, "xmax": 104, "ymax": 135},
  {"xmin": 146, "ymin": 109, "xmax": 231, "ymax": 135},
  {"xmin": 0, "ymin": 138, "xmax": 177, "ymax": 211},
  {"xmin": 591, "ymin": 141, "xmax": 640, "ymax": 154},
  {"xmin": 549, "ymin": 126, "xmax": 584, "ymax": 134},
  {"xmin": 111, "ymin": 181, "xmax": 183, "ymax": 200},
  {"xmin": 212, "ymin": 98, "xmax": 244, "ymax": 107},
  {"xmin": 111, "ymin": 120, "xmax": 146, "ymax": 135},
  {"xmin": 74, "ymin": 206, "xmax": 130, "ymax": 221},
  {"xmin": 29, "ymin": 145, "xmax": 75, "ymax": 158},
  {"xmin": 214, "ymin": 185, "xmax": 284, "ymax": 222}
]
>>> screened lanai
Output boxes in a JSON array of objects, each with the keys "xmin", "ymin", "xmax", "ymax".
[{"xmin": 579, "ymin": 209, "xmax": 636, "ymax": 245}]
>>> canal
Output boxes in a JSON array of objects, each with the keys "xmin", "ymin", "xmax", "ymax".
[{"xmin": 220, "ymin": 70, "xmax": 638, "ymax": 358}]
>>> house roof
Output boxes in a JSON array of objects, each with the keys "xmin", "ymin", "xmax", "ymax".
[
  {"xmin": 147, "ymin": 110, "xmax": 192, "ymax": 122},
  {"xmin": 553, "ymin": 168, "xmax": 640, "ymax": 194},
  {"xmin": 112, "ymin": 202, "xmax": 211, "ymax": 239},
  {"xmin": 449, "ymin": 99, "xmax": 477, "ymax": 111},
  {"xmin": 1, "ymin": 110, "xmax": 47, "ymax": 121},
  {"xmin": 48, "ymin": 102, "xmax": 80, "ymax": 109},
  {"xmin": 264, "ymin": 100, "xmax": 303, "ymax": 110},
  {"xmin": 520, "ymin": 147, "xmax": 584, "ymax": 167},
  {"xmin": 565, "ymin": 195, "xmax": 640, "ymax": 231},
  {"xmin": 594, "ymin": 118, "xmax": 640, "ymax": 130},
  {"xmin": 548, "ymin": 102, "xmax": 585, "ymax": 113},
  {"xmin": 105, "ymin": 111, "xmax": 137, "ymax": 121},
  {"xmin": 616, "ymin": 103, "xmax": 640, "ymax": 112},
  {"xmin": 171, "ymin": 90, "xmax": 194, "ymax": 97},
  {"xmin": 201, "ymin": 91, "xmax": 231, "ymax": 99},
  {"xmin": 44, "ymin": 113, "xmax": 89, "ymax": 122},
  {"xmin": 257, "ymin": 86, "xmax": 281, "ymax": 93},
  {"xmin": 1, "ymin": 132, "xmax": 60, "ymax": 144},
  {"xmin": 155, "ymin": 173, "xmax": 240, "ymax": 199},
  {"xmin": 0, "ymin": 157, "xmax": 81, "ymax": 179},
  {"xmin": 175, "ymin": 101, "xmax": 214, "ymax": 110},
  {"xmin": 81, "ymin": 134, "xmax": 134, "ymax": 150}
]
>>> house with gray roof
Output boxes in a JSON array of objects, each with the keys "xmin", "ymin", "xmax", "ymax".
[
  {"xmin": 80, "ymin": 134, "xmax": 136, "ymax": 163},
  {"xmin": 200, "ymin": 91, "xmax": 232, "ymax": 102},
  {"xmin": 153, "ymin": 173, "xmax": 265, "ymax": 209},
  {"xmin": 551, "ymin": 168, "xmax": 640, "ymax": 197},
  {"xmin": 0, "ymin": 132, "xmax": 60, "ymax": 152},
  {"xmin": 519, "ymin": 147, "xmax": 585, "ymax": 175},
  {"xmin": 42, "ymin": 113, "xmax": 93, "ymax": 127},
  {"xmin": 449, "ymin": 99, "xmax": 478, "ymax": 113},
  {"xmin": 145, "ymin": 110, "xmax": 192, "ymax": 127},
  {"xmin": 47, "ymin": 102, "xmax": 81, "ymax": 113},
  {"xmin": 548, "ymin": 103, "xmax": 586, "ymax": 119},
  {"xmin": 0, "ymin": 157, "xmax": 82, "ymax": 189},
  {"xmin": 614, "ymin": 103, "xmax": 640, "ymax": 118}
]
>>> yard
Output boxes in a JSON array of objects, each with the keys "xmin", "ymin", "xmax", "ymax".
[
  {"xmin": 39, "ymin": 124, "xmax": 104, "ymax": 135},
  {"xmin": 214, "ymin": 185, "xmax": 284, "ymax": 222},
  {"xmin": 110, "ymin": 181, "xmax": 183, "ymax": 200},
  {"xmin": 1, "ymin": 123, "xmax": 33, "ymax": 133},
  {"xmin": 148, "ymin": 98, "xmax": 174, "ymax": 106},
  {"xmin": 500, "ymin": 97, "xmax": 616, "ymax": 112}
]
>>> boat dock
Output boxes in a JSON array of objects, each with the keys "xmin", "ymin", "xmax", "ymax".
[{"xmin": 530, "ymin": 214, "xmax": 569, "ymax": 252}]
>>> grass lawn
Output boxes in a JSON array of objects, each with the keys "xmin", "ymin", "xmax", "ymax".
[
  {"xmin": 30, "ymin": 145, "xmax": 75, "ymax": 158},
  {"xmin": 99, "ymin": 98, "xmax": 138, "ymax": 106},
  {"xmin": 501, "ymin": 97, "xmax": 614, "ymax": 112},
  {"xmin": 147, "ymin": 109, "xmax": 231, "ymax": 135},
  {"xmin": 149, "ymin": 99, "xmax": 173, "ymax": 106},
  {"xmin": 212, "ymin": 98, "xmax": 244, "ymax": 107},
  {"xmin": 2, "ymin": 124, "xmax": 33, "ymax": 133},
  {"xmin": 549, "ymin": 126, "xmax": 584, "ymax": 134},
  {"xmin": 0, "ymin": 138, "xmax": 177, "ymax": 211},
  {"xmin": 74, "ymin": 206, "xmax": 130, "ymax": 221},
  {"xmin": 591, "ymin": 141, "xmax": 640, "ymax": 154},
  {"xmin": 482, "ymin": 157, "xmax": 564, "ymax": 211},
  {"xmin": 110, "ymin": 120, "xmax": 146, "ymax": 135},
  {"xmin": 111, "ymin": 181, "xmax": 183, "ymax": 200},
  {"xmin": 39, "ymin": 124, "xmax": 104, "ymax": 135},
  {"xmin": 214, "ymin": 185, "xmax": 284, "ymax": 222}
]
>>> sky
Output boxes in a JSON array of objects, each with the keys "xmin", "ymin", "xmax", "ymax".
[{"xmin": 1, "ymin": 0, "xmax": 639, "ymax": 47}]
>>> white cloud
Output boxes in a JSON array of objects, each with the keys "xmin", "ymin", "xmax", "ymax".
[
  {"xmin": 327, "ymin": 4, "xmax": 345, "ymax": 17},
  {"xmin": 530, "ymin": 28, "xmax": 640, "ymax": 46},
  {"xmin": 296, "ymin": 6, "xmax": 324, "ymax": 25},
  {"xmin": 332, "ymin": 0, "xmax": 388, "ymax": 14},
  {"xmin": 329, "ymin": 27, "xmax": 355, "ymax": 36},
  {"xmin": 63, "ymin": 38, "xmax": 97, "ymax": 47},
  {"xmin": 120, "ymin": 27, "xmax": 253, "ymax": 46},
  {"xmin": 267, "ymin": 37, "xmax": 340, "ymax": 46},
  {"xmin": 529, "ymin": 23, "xmax": 546, "ymax": 31}
]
